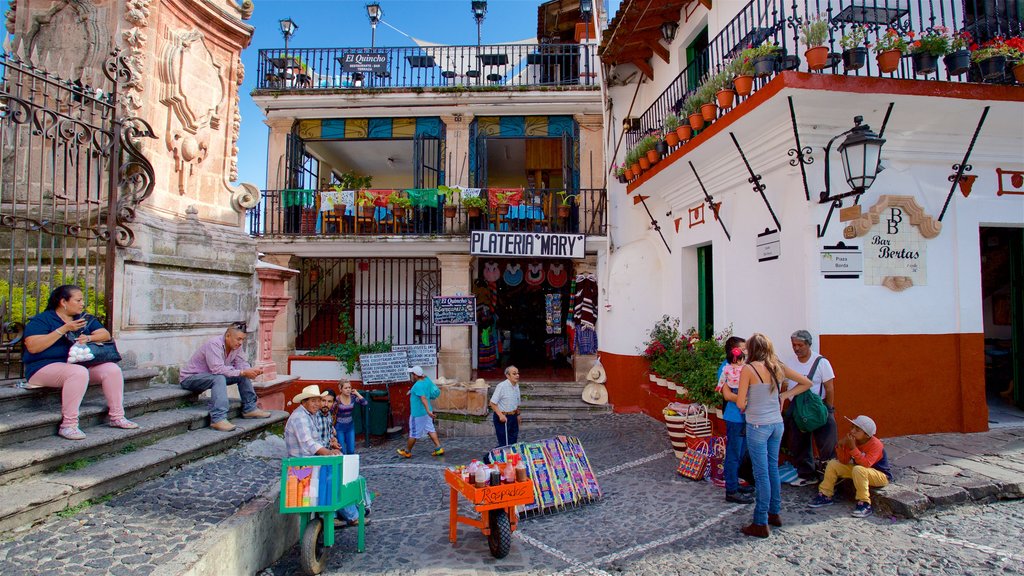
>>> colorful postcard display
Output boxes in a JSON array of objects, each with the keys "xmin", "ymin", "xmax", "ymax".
[{"xmin": 488, "ymin": 436, "xmax": 602, "ymax": 515}]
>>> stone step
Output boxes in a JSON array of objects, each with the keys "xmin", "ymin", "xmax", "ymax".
[
  {"xmin": 0, "ymin": 368, "xmax": 159, "ymax": 412},
  {"xmin": 518, "ymin": 409, "xmax": 614, "ymax": 427},
  {"xmin": 0, "ymin": 409, "xmax": 287, "ymax": 535},
  {"xmin": 520, "ymin": 398, "xmax": 613, "ymax": 411},
  {"xmin": 0, "ymin": 384, "xmax": 192, "ymax": 448},
  {"xmin": 0, "ymin": 401, "xmax": 237, "ymax": 486}
]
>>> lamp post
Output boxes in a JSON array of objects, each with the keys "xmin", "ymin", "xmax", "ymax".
[
  {"xmin": 279, "ymin": 17, "xmax": 298, "ymax": 57},
  {"xmin": 471, "ymin": 0, "xmax": 487, "ymax": 46},
  {"xmin": 366, "ymin": 2, "xmax": 382, "ymax": 48}
]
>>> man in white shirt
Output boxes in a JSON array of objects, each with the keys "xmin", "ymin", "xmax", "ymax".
[
  {"xmin": 489, "ymin": 365, "xmax": 522, "ymax": 447},
  {"xmin": 783, "ymin": 330, "xmax": 837, "ymax": 486}
]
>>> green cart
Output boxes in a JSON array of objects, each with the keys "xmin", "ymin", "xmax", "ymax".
[{"xmin": 280, "ymin": 455, "xmax": 368, "ymax": 574}]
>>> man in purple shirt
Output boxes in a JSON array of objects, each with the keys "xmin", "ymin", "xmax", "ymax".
[{"xmin": 180, "ymin": 324, "xmax": 270, "ymax": 431}]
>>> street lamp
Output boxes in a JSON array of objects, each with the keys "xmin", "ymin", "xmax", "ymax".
[
  {"xmin": 471, "ymin": 0, "xmax": 487, "ymax": 45},
  {"xmin": 661, "ymin": 21, "xmax": 679, "ymax": 43},
  {"xmin": 366, "ymin": 2, "xmax": 382, "ymax": 47},
  {"xmin": 580, "ymin": 0, "xmax": 593, "ymax": 41},
  {"xmin": 279, "ymin": 17, "xmax": 298, "ymax": 55},
  {"xmin": 820, "ymin": 115, "xmax": 886, "ymax": 203}
]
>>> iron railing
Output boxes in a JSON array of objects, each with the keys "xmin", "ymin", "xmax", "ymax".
[
  {"xmin": 295, "ymin": 257, "xmax": 440, "ymax": 350},
  {"xmin": 254, "ymin": 43, "xmax": 599, "ymax": 91},
  {"xmin": 248, "ymin": 188, "xmax": 608, "ymax": 238},
  {"xmin": 0, "ymin": 42, "xmax": 155, "ymax": 380},
  {"xmin": 626, "ymin": 0, "xmax": 1023, "ymax": 146}
]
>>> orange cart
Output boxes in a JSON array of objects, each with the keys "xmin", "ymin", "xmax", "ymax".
[{"xmin": 444, "ymin": 468, "xmax": 535, "ymax": 559}]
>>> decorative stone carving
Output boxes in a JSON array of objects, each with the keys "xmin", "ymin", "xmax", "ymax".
[
  {"xmin": 6, "ymin": 3, "xmax": 16, "ymax": 35},
  {"xmin": 159, "ymin": 28, "xmax": 226, "ymax": 196},
  {"xmin": 239, "ymin": 0, "xmax": 254, "ymax": 20},
  {"xmin": 844, "ymin": 195, "xmax": 940, "ymax": 292},
  {"xmin": 122, "ymin": 0, "xmax": 152, "ymax": 115},
  {"xmin": 25, "ymin": 0, "xmax": 105, "ymax": 81},
  {"xmin": 231, "ymin": 182, "xmax": 262, "ymax": 212},
  {"xmin": 229, "ymin": 55, "xmax": 244, "ymax": 182}
]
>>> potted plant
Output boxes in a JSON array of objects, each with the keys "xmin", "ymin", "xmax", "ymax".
[
  {"xmin": 943, "ymin": 29, "xmax": 972, "ymax": 76},
  {"xmin": 728, "ymin": 55, "xmax": 755, "ymax": 97},
  {"xmin": 494, "ymin": 190, "xmax": 514, "ymax": 214},
  {"xmin": 1010, "ymin": 37, "xmax": 1024, "ymax": 83},
  {"xmin": 874, "ymin": 28, "xmax": 909, "ymax": 74},
  {"xmin": 684, "ymin": 94, "xmax": 705, "ymax": 131},
  {"xmin": 800, "ymin": 14, "xmax": 831, "ymax": 71},
  {"xmin": 627, "ymin": 146, "xmax": 642, "ymax": 176},
  {"xmin": 643, "ymin": 134, "xmax": 661, "ymax": 165},
  {"xmin": 710, "ymin": 69, "xmax": 735, "ymax": 110},
  {"xmin": 355, "ymin": 192, "xmax": 376, "ymax": 218},
  {"xmin": 743, "ymin": 43, "xmax": 782, "ymax": 77},
  {"xmin": 330, "ymin": 183, "xmax": 349, "ymax": 215},
  {"xmin": 556, "ymin": 192, "xmax": 577, "ymax": 218},
  {"xmin": 840, "ymin": 25, "xmax": 869, "ymax": 71},
  {"xmin": 663, "ymin": 113, "xmax": 682, "ymax": 147},
  {"xmin": 635, "ymin": 136, "xmax": 654, "ymax": 170},
  {"xmin": 697, "ymin": 81, "xmax": 718, "ymax": 123},
  {"xmin": 909, "ymin": 27, "xmax": 950, "ymax": 75},
  {"xmin": 390, "ymin": 195, "xmax": 412, "ymax": 219},
  {"xmin": 439, "ymin": 185, "xmax": 459, "ymax": 218},
  {"xmin": 615, "ymin": 164, "xmax": 628, "ymax": 183},
  {"xmin": 462, "ymin": 195, "xmax": 487, "ymax": 217},
  {"xmin": 652, "ymin": 130, "xmax": 669, "ymax": 156},
  {"xmin": 973, "ymin": 36, "xmax": 1024, "ymax": 82}
]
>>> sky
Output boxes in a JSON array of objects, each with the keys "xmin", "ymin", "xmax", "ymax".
[{"xmin": 237, "ymin": 0, "xmax": 553, "ymax": 188}]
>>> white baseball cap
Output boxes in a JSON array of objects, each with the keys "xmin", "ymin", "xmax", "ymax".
[
  {"xmin": 408, "ymin": 366, "xmax": 425, "ymax": 377},
  {"xmin": 845, "ymin": 415, "xmax": 877, "ymax": 437}
]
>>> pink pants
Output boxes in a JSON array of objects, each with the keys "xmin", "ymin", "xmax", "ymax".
[{"xmin": 29, "ymin": 362, "xmax": 125, "ymax": 428}]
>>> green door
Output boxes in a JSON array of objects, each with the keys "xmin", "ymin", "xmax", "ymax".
[
  {"xmin": 697, "ymin": 245, "xmax": 713, "ymax": 340},
  {"xmin": 685, "ymin": 28, "xmax": 709, "ymax": 92}
]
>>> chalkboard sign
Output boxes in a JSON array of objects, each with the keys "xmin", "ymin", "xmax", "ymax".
[
  {"xmin": 392, "ymin": 344, "xmax": 438, "ymax": 367},
  {"xmin": 359, "ymin": 351, "xmax": 411, "ymax": 384},
  {"xmin": 432, "ymin": 296, "xmax": 477, "ymax": 326}
]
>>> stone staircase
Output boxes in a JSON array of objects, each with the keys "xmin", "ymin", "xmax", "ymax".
[
  {"xmin": 517, "ymin": 380, "xmax": 613, "ymax": 428},
  {"xmin": 0, "ymin": 368, "xmax": 287, "ymax": 534}
]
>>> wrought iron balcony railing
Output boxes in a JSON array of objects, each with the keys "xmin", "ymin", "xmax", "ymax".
[
  {"xmin": 248, "ymin": 188, "xmax": 608, "ymax": 238},
  {"xmin": 255, "ymin": 43, "xmax": 599, "ymax": 91},
  {"xmin": 626, "ymin": 0, "xmax": 1022, "ymax": 147}
]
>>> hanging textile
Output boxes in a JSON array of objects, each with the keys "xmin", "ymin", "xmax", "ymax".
[
  {"xmin": 526, "ymin": 263, "xmax": 545, "ymax": 287},
  {"xmin": 488, "ymin": 188, "xmax": 524, "ymax": 209},
  {"xmin": 575, "ymin": 326, "xmax": 598, "ymax": 355},
  {"xmin": 566, "ymin": 276, "xmax": 577, "ymax": 354},
  {"xmin": 545, "ymin": 293, "xmax": 562, "ymax": 334},
  {"xmin": 503, "ymin": 263, "xmax": 523, "ymax": 286},
  {"xmin": 573, "ymin": 274, "xmax": 598, "ymax": 329},
  {"xmin": 404, "ymin": 188, "xmax": 440, "ymax": 208},
  {"xmin": 545, "ymin": 337, "xmax": 567, "ymax": 360},
  {"xmin": 547, "ymin": 263, "xmax": 568, "ymax": 288},
  {"xmin": 483, "ymin": 261, "xmax": 502, "ymax": 284}
]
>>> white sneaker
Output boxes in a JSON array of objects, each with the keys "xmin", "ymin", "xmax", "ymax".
[{"xmin": 789, "ymin": 477, "xmax": 817, "ymax": 487}]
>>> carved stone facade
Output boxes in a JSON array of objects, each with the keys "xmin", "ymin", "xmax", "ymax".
[{"xmin": 10, "ymin": 0, "xmax": 262, "ymax": 374}]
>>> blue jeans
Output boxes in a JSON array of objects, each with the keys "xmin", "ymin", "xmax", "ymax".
[
  {"xmin": 724, "ymin": 420, "xmax": 747, "ymax": 494},
  {"xmin": 746, "ymin": 421, "xmax": 784, "ymax": 525},
  {"xmin": 493, "ymin": 412, "xmax": 519, "ymax": 447},
  {"xmin": 336, "ymin": 423, "xmax": 357, "ymax": 455},
  {"xmin": 180, "ymin": 373, "xmax": 258, "ymax": 423}
]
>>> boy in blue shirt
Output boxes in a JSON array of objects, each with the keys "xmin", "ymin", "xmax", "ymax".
[{"xmin": 397, "ymin": 366, "xmax": 445, "ymax": 457}]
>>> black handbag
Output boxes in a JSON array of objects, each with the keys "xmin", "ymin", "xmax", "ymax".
[{"xmin": 81, "ymin": 341, "xmax": 122, "ymax": 367}]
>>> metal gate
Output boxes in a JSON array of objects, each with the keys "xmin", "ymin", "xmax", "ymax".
[
  {"xmin": 295, "ymin": 257, "xmax": 440, "ymax": 350},
  {"xmin": 0, "ymin": 44, "xmax": 156, "ymax": 379}
]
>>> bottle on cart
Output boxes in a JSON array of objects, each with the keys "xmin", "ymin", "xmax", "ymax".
[
  {"xmin": 467, "ymin": 459, "xmax": 479, "ymax": 478},
  {"xmin": 474, "ymin": 463, "xmax": 489, "ymax": 488},
  {"xmin": 515, "ymin": 455, "xmax": 528, "ymax": 482},
  {"xmin": 489, "ymin": 467, "xmax": 501, "ymax": 486}
]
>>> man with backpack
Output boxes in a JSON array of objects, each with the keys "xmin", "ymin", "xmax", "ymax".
[{"xmin": 782, "ymin": 330, "xmax": 837, "ymax": 486}]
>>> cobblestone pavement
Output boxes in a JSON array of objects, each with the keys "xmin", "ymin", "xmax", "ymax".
[
  {"xmin": 265, "ymin": 414, "xmax": 1024, "ymax": 576},
  {"xmin": 0, "ymin": 441, "xmax": 282, "ymax": 576}
]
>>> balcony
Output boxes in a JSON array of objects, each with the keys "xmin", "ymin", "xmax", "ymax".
[
  {"xmin": 623, "ymin": 0, "xmax": 1022, "ymax": 148},
  {"xmin": 255, "ymin": 43, "xmax": 599, "ymax": 92},
  {"xmin": 248, "ymin": 188, "xmax": 608, "ymax": 238}
]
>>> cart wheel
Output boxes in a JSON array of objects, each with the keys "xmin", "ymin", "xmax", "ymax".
[
  {"xmin": 299, "ymin": 517, "xmax": 332, "ymax": 575},
  {"xmin": 487, "ymin": 509, "xmax": 513, "ymax": 559}
]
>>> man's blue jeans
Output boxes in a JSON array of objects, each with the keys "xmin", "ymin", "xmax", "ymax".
[
  {"xmin": 493, "ymin": 412, "xmax": 520, "ymax": 447},
  {"xmin": 746, "ymin": 421, "xmax": 784, "ymax": 525},
  {"xmin": 180, "ymin": 373, "xmax": 258, "ymax": 423},
  {"xmin": 724, "ymin": 420, "xmax": 747, "ymax": 494}
]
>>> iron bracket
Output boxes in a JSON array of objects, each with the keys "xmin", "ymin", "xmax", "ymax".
[
  {"xmin": 939, "ymin": 106, "xmax": 989, "ymax": 221},
  {"xmin": 689, "ymin": 161, "xmax": 732, "ymax": 241},
  {"xmin": 786, "ymin": 96, "xmax": 814, "ymax": 201},
  {"xmin": 730, "ymin": 132, "xmax": 781, "ymax": 232}
]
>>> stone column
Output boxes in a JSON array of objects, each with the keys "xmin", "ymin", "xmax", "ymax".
[
  {"xmin": 441, "ymin": 113, "xmax": 474, "ymax": 187},
  {"xmin": 266, "ymin": 117, "xmax": 296, "ymax": 190},
  {"xmin": 252, "ymin": 260, "xmax": 300, "ymax": 411},
  {"xmin": 574, "ymin": 113, "xmax": 605, "ymax": 189},
  {"xmin": 437, "ymin": 253, "xmax": 474, "ymax": 382}
]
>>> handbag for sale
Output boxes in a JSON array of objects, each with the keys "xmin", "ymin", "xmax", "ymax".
[
  {"xmin": 683, "ymin": 406, "xmax": 712, "ymax": 439},
  {"xmin": 676, "ymin": 449, "xmax": 709, "ymax": 481},
  {"xmin": 709, "ymin": 436, "xmax": 727, "ymax": 484}
]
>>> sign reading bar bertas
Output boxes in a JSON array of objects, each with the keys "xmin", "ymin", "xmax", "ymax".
[
  {"xmin": 339, "ymin": 50, "xmax": 389, "ymax": 74},
  {"xmin": 470, "ymin": 231, "xmax": 585, "ymax": 259},
  {"xmin": 842, "ymin": 195, "xmax": 941, "ymax": 292},
  {"xmin": 432, "ymin": 296, "xmax": 477, "ymax": 326},
  {"xmin": 359, "ymin": 351, "xmax": 411, "ymax": 384},
  {"xmin": 392, "ymin": 344, "xmax": 438, "ymax": 367}
]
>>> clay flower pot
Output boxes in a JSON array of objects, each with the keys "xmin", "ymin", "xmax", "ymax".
[
  {"xmin": 393, "ymin": 206, "xmax": 407, "ymax": 219},
  {"xmin": 1013, "ymin": 62, "xmax": 1024, "ymax": 84},
  {"xmin": 467, "ymin": 206, "xmax": 482, "ymax": 218},
  {"xmin": 805, "ymin": 46, "xmax": 829, "ymax": 71},
  {"xmin": 876, "ymin": 49, "xmax": 902, "ymax": 74},
  {"xmin": 639, "ymin": 157, "xmax": 651, "ymax": 171},
  {"xmin": 688, "ymin": 112, "xmax": 705, "ymax": 131},
  {"xmin": 557, "ymin": 204, "xmax": 571, "ymax": 218},
  {"xmin": 715, "ymin": 89, "xmax": 735, "ymax": 109},
  {"xmin": 676, "ymin": 125, "xmax": 692, "ymax": 141},
  {"xmin": 646, "ymin": 149, "xmax": 660, "ymax": 164},
  {"xmin": 624, "ymin": 168, "xmax": 634, "ymax": 180},
  {"xmin": 665, "ymin": 131, "xmax": 680, "ymax": 147},
  {"xmin": 443, "ymin": 205, "xmax": 457, "ymax": 218},
  {"xmin": 733, "ymin": 75, "xmax": 754, "ymax": 97},
  {"xmin": 700, "ymin": 103, "xmax": 717, "ymax": 122},
  {"xmin": 630, "ymin": 162, "xmax": 641, "ymax": 174}
]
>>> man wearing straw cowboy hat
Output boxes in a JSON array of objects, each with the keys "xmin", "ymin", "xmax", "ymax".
[
  {"xmin": 489, "ymin": 365, "xmax": 523, "ymax": 447},
  {"xmin": 285, "ymin": 384, "xmax": 371, "ymax": 527}
]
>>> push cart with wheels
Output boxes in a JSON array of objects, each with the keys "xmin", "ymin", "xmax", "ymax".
[
  {"xmin": 280, "ymin": 455, "xmax": 368, "ymax": 575},
  {"xmin": 444, "ymin": 468, "xmax": 535, "ymax": 559}
]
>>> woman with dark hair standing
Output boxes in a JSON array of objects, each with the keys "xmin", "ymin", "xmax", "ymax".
[
  {"xmin": 736, "ymin": 333, "xmax": 812, "ymax": 538},
  {"xmin": 22, "ymin": 285, "xmax": 138, "ymax": 440}
]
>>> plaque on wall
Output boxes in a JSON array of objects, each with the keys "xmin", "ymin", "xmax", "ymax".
[
  {"xmin": 470, "ymin": 231, "xmax": 586, "ymax": 259},
  {"xmin": 843, "ymin": 195, "xmax": 941, "ymax": 291},
  {"xmin": 432, "ymin": 296, "xmax": 477, "ymax": 326},
  {"xmin": 359, "ymin": 351, "xmax": 412, "ymax": 384},
  {"xmin": 757, "ymin": 228, "xmax": 780, "ymax": 262},
  {"xmin": 821, "ymin": 242, "xmax": 863, "ymax": 279},
  {"xmin": 392, "ymin": 344, "xmax": 438, "ymax": 367}
]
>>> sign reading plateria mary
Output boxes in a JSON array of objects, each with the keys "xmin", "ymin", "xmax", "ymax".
[
  {"xmin": 339, "ymin": 51, "xmax": 389, "ymax": 74},
  {"xmin": 843, "ymin": 195, "xmax": 941, "ymax": 292}
]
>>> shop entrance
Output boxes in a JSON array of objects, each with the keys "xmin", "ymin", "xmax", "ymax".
[
  {"xmin": 473, "ymin": 259, "xmax": 575, "ymax": 381},
  {"xmin": 980, "ymin": 227, "xmax": 1024, "ymax": 425}
]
